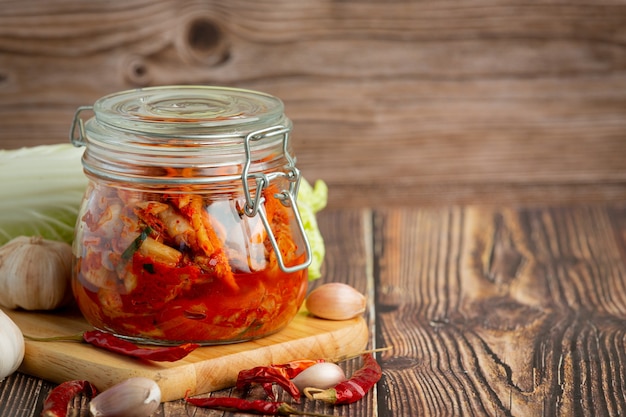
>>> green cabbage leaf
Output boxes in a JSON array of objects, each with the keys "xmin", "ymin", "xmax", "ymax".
[
  {"xmin": 0, "ymin": 144, "xmax": 87, "ymax": 246},
  {"xmin": 296, "ymin": 178, "xmax": 328, "ymax": 280}
]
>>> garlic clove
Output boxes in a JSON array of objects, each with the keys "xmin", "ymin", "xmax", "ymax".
[
  {"xmin": 0, "ymin": 309, "xmax": 25, "ymax": 381},
  {"xmin": 89, "ymin": 377, "xmax": 161, "ymax": 417},
  {"xmin": 305, "ymin": 282, "xmax": 366, "ymax": 320},
  {"xmin": 291, "ymin": 362, "xmax": 346, "ymax": 392},
  {"xmin": 0, "ymin": 236, "xmax": 73, "ymax": 311}
]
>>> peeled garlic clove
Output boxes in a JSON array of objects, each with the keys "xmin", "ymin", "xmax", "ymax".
[
  {"xmin": 292, "ymin": 362, "xmax": 346, "ymax": 392},
  {"xmin": 305, "ymin": 282, "xmax": 366, "ymax": 320},
  {"xmin": 89, "ymin": 377, "xmax": 161, "ymax": 417},
  {"xmin": 0, "ymin": 309, "xmax": 25, "ymax": 381},
  {"xmin": 0, "ymin": 236, "xmax": 73, "ymax": 310}
]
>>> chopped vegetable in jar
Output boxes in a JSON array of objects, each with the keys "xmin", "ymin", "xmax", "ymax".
[{"xmin": 72, "ymin": 181, "xmax": 308, "ymax": 345}]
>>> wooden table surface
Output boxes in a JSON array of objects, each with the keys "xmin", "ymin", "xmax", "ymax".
[{"xmin": 2, "ymin": 203, "xmax": 626, "ymax": 416}]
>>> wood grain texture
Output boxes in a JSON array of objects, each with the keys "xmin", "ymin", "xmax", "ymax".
[
  {"xmin": 374, "ymin": 205, "xmax": 626, "ymax": 416},
  {"xmin": 1, "ymin": 1, "xmax": 625, "ymax": 207}
]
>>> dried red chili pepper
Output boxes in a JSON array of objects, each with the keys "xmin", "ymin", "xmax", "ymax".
[
  {"xmin": 82, "ymin": 330, "xmax": 200, "ymax": 362},
  {"xmin": 185, "ymin": 396, "xmax": 334, "ymax": 416},
  {"xmin": 270, "ymin": 359, "xmax": 325, "ymax": 379},
  {"xmin": 41, "ymin": 379, "xmax": 98, "ymax": 417},
  {"xmin": 236, "ymin": 358, "xmax": 331, "ymax": 399},
  {"xmin": 267, "ymin": 359, "xmax": 326, "ymax": 398},
  {"xmin": 26, "ymin": 330, "xmax": 200, "ymax": 362},
  {"xmin": 304, "ymin": 353, "xmax": 382, "ymax": 405},
  {"xmin": 236, "ymin": 365, "xmax": 302, "ymax": 400}
]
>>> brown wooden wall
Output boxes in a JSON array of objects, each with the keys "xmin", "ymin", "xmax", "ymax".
[{"xmin": 1, "ymin": 1, "xmax": 625, "ymax": 208}]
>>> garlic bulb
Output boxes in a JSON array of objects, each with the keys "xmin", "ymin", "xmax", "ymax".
[
  {"xmin": 0, "ymin": 236, "xmax": 73, "ymax": 310},
  {"xmin": 305, "ymin": 282, "xmax": 366, "ymax": 320},
  {"xmin": 292, "ymin": 362, "xmax": 346, "ymax": 392},
  {"xmin": 0, "ymin": 309, "xmax": 25, "ymax": 381},
  {"xmin": 89, "ymin": 377, "xmax": 161, "ymax": 417}
]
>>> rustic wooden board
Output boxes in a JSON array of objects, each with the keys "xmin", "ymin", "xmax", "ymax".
[{"xmin": 5, "ymin": 306, "xmax": 368, "ymax": 402}]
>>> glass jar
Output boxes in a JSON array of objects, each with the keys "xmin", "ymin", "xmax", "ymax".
[{"xmin": 69, "ymin": 86, "xmax": 311, "ymax": 345}]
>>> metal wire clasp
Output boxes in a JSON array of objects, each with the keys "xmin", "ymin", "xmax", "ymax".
[
  {"xmin": 69, "ymin": 106, "xmax": 93, "ymax": 147},
  {"xmin": 241, "ymin": 126, "xmax": 312, "ymax": 274}
]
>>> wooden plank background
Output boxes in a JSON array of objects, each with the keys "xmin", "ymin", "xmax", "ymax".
[{"xmin": 1, "ymin": 0, "xmax": 625, "ymax": 208}]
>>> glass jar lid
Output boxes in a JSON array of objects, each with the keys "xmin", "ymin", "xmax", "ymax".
[{"xmin": 92, "ymin": 85, "xmax": 287, "ymax": 139}]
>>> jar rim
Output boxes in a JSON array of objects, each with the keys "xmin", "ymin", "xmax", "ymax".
[{"xmin": 91, "ymin": 85, "xmax": 286, "ymax": 139}]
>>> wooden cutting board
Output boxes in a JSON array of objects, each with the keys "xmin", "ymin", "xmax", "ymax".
[{"xmin": 5, "ymin": 307, "xmax": 368, "ymax": 402}]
